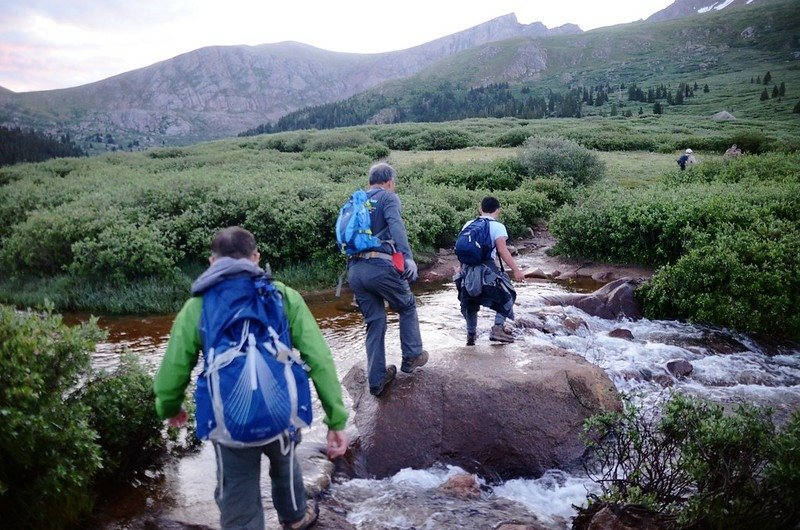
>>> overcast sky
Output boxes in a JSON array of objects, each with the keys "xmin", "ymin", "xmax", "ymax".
[{"xmin": 0, "ymin": 0, "xmax": 674, "ymax": 93}]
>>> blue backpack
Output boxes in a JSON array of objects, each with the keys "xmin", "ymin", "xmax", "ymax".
[
  {"xmin": 194, "ymin": 275, "xmax": 312, "ymax": 447},
  {"xmin": 455, "ymin": 217, "xmax": 494, "ymax": 265},
  {"xmin": 336, "ymin": 189, "xmax": 381, "ymax": 255}
]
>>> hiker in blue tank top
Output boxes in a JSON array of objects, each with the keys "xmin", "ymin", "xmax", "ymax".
[
  {"xmin": 455, "ymin": 196, "xmax": 525, "ymax": 345},
  {"xmin": 153, "ymin": 227, "xmax": 348, "ymax": 530},
  {"xmin": 347, "ymin": 162, "xmax": 428, "ymax": 397}
]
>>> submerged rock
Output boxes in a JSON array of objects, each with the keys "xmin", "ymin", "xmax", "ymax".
[
  {"xmin": 538, "ymin": 278, "xmax": 642, "ymax": 320},
  {"xmin": 342, "ymin": 346, "xmax": 621, "ymax": 480},
  {"xmin": 666, "ymin": 359, "xmax": 694, "ymax": 378},
  {"xmin": 608, "ymin": 328, "xmax": 634, "ymax": 340}
]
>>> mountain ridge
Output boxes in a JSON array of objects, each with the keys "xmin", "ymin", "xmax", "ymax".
[
  {"xmin": 0, "ymin": 13, "xmax": 579, "ymax": 147},
  {"xmin": 0, "ymin": 0, "xmax": 790, "ymax": 149}
]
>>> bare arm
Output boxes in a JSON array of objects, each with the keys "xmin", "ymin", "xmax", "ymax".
[{"xmin": 495, "ymin": 237, "xmax": 525, "ymax": 282}]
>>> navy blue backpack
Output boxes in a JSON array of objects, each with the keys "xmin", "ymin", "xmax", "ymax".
[
  {"xmin": 194, "ymin": 275, "xmax": 312, "ymax": 447},
  {"xmin": 455, "ymin": 217, "xmax": 494, "ymax": 265}
]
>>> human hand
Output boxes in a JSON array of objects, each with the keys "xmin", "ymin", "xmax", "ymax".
[
  {"xmin": 326, "ymin": 429, "xmax": 348, "ymax": 459},
  {"xmin": 402, "ymin": 258, "xmax": 418, "ymax": 282},
  {"xmin": 167, "ymin": 408, "xmax": 188, "ymax": 428},
  {"xmin": 513, "ymin": 269, "xmax": 525, "ymax": 282}
]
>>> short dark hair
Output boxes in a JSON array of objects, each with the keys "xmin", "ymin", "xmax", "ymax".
[
  {"xmin": 211, "ymin": 226, "xmax": 257, "ymax": 259},
  {"xmin": 481, "ymin": 196, "xmax": 500, "ymax": 214},
  {"xmin": 368, "ymin": 162, "xmax": 396, "ymax": 185}
]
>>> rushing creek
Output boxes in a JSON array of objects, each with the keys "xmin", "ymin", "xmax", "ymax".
[{"xmin": 76, "ymin": 259, "xmax": 800, "ymax": 529}]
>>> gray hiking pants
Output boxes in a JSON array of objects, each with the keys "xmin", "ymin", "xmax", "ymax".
[
  {"xmin": 348, "ymin": 258, "xmax": 424, "ymax": 390},
  {"xmin": 213, "ymin": 432, "xmax": 306, "ymax": 529}
]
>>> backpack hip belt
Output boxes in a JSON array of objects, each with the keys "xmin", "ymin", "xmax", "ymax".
[{"xmin": 351, "ymin": 251, "xmax": 393, "ymax": 261}]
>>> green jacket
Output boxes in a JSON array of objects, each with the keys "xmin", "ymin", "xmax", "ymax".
[{"xmin": 153, "ymin": 281, "xmax": 348, "ymax": 431}]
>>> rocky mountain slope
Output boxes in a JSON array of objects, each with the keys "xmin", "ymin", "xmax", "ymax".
[
  {"xmin": 646, "ymin": 0, "xmax": 774, "ymax": 22},
  {"xmin": 0, "ymin": 14, "xmax": 578, "ymax": 149}
]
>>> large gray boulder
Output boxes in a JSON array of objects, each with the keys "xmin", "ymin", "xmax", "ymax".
[
  {"xmin": 538, "ymin": 277, "xmax": 642, "ymax": 319},
  {"xmin": 342, "ymin": 345, "xmax": 620, "ymax": 480}
]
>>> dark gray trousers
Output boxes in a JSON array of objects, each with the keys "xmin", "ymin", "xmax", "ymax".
[
  {"xmin": 348, "ymin": 259, "xmax": 424, "ymax": 390},
  {"xmin": 213, "ymin": 433, "xmax": 306, "ymax": 529}
]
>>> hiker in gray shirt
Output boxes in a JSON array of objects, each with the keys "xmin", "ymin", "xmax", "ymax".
[{"xmin": 347, "ymin": 163, "xmax": 428, "ymax": 396}]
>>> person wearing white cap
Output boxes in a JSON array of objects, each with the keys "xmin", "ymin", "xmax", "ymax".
[{"xmin": 677, "ymin": 148, "xmax": 697, "ymax": 170}]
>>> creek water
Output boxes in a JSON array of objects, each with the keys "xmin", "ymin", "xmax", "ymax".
[{"xmin": 78, "ymin": 261, "xmax": 800, "ymax": 529}]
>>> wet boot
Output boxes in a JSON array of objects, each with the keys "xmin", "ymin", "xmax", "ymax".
[
  {"xmin": 489, "ymin": 325, "xmax": 514, "ymax": 343},
  {"xmin": 466, "ymin": 332, "xmax": 476, "ymax": 346}
]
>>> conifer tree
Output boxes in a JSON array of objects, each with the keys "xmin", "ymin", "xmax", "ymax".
[
  {"xmin": 653, "ymin": 101, "xmax": 663, "ymax": 114},
  {"xmin": 704, "ymin": 84, "xmax": 710, "ymax": 93},
  {"xmin": 794, "ymin": 100, "xmax": 800, "ymax": 114},
  {"xmin": 760, "ymin": 87, "xmax": 770, "ymax": 101},
  {"xmin": 779, "ymin": 82, "xmax": 786, "ymax": 97},
  {"xmin": 772, "ymin": 85, "xmax": 780, "ymax": 98},
  {"xmin": 763, "ymin": 71, "xmax": 772, "ymax": 85}
]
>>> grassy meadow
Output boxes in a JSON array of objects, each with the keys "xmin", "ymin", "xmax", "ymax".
[{"xmin": 0, "ymin": 115, "xmax": 798, "ymax": 338}]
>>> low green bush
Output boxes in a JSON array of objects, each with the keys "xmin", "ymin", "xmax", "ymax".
[
  {"xmin": 581, "ymin": 394, "xmax": 800, "ymax": 529},
  {"xmin": 0, "ymin": 305, "xmax": 181, "ymax": 527},
  {"xmin": 403, "ymin": 160, "xmax": 523, "ymax": 190},
  {"xmin": 0, "ymin": 305, "xmax": 104, "ymax": 529},
  {"xmin": 78, "ymin": 354, "xmax": 164, "ymax": 485},
  {"xmin": 491, "ymin": 127, "xmax": 532, "ymax": 147},
  {"xmin": 639, "ymin": 221, "xmax": 800, "ymax": 339},
  {"xmin": 69, "ymin": 222, "xmax": 180, "ymax": 282},
  {"xmin": 260, "ymin": 131, "xmax": 312, "ymax": 152},
  {"xmin": 550, "ymin": 182, "xmax": 799, "ymax": 266},
  {"xmin": 517, "ymin": 136, "xmax": 605, "ymax": 186},
  {"xmin": 664, "ymin": 151, "xmax": 800, "ymax": 186},
  {"xmin": 304, "ymin": 130, "xmax": 373, "ymax": 151}
]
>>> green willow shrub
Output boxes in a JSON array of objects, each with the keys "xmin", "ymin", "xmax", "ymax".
[
  {"xmin": 517, "ymin": 136, "xmax": 605, "ymax": 186},
  {"xmin": 77, "ymin": 354, "xmax": 163, "ymax": 485},
  {"xmin": 355, "ymin": 142, "xmax": 390, "ymax": 160},
  {"xmin": 639, "ymin": 221, "xmax": 800, "ymax": 339},
  {"xmin": 0, "ymin": 304, "xmax": 105, "ymax": 529},
  {"xmin": 404, "ymin": 160, "xmax": 522, "ymax": 190},
  {"xmin": 526, "ymin": 178, "xmax": 576, "ymax": 210},
  {"xmin": 550, "ymin": 182, "xmax": 799, "ymax": 266},
  {"xmin": 664, "ymin": 151, "xmax": 800, "ymax": 186},
  {"xmin": 304, "ymin": 130, "xmax": 373, "ymax": 151},
  {"xmin": 1, "ymin": 205, "xmax": 119, "ymax": 276},
  {"xmin": 261, "ymin": 131, "xmax": 312, "ymax": 152},
  {"xmin": 69, "ymin": 222, "xmax": 180, "ymax": 283},
  {"xmin": 491, "ymin": 127, "xmax": 532, "ymax": 147},
  {"xmin": 582, "ymin": 394, "xmax": 800, "ymax": 529}
]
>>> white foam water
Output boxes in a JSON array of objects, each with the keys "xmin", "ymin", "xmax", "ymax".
[{"xmin": 330, "ymin": 278, "xmax": 800, "ymax": 528}]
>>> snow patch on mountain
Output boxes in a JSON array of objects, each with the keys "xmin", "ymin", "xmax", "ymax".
[{"xmin": 698, "ymin": 0, "xmax": 737, "ymax": 13}]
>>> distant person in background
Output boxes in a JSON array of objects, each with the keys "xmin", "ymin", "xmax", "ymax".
[
  {"xmin": 724, "ymin": 144, "xmax": 742, "ymax": 160},
  {"xmin": 677, "ymin": 148, "xmax": 697, "ymax": 170}
]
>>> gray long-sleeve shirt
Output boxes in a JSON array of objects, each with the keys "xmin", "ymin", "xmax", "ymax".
[{"xmin": 367, "ymin": 188, "xmax": 413, "ymax": 259}]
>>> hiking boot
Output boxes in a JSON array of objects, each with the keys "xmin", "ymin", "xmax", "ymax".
[
  {"xmin": 283, "ymin": 499, "xmax": 319, "ymax": 529},
  {"xmin": 489, "ymin": 325, "xmax": 515, "ymax": 343},
  {"xmin": 466, "ymin": 332, "xmax": 476, "ymax": 346},
  {"xmin": 400, "ymin": 350, "xmax": 429, "ymax": 374},
  {"xmin": 370, "ymin": 365, "xmax": 396, "ymax": 396}
]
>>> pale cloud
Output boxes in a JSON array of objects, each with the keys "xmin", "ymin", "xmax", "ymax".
[{"xmin": 0, "ymin": 0, "xmax": 673, "ymax": 93}]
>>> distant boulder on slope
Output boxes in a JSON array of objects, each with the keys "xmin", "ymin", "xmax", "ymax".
[{"xmin": 712, "ymin": 110, "xmax": 737, "ymax": 121}]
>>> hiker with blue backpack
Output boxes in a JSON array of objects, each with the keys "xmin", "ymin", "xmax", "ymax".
[
  {"xmin": 454, "ymin": 196, "xmax": 525, "ymax": 345},
  {"xmin": 338, "ymin": 162, "xmax": 428, "ymax": 397},
  {"xmin": 153, "ymin": 226, "xmax": 348, "ymax": 530}
]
